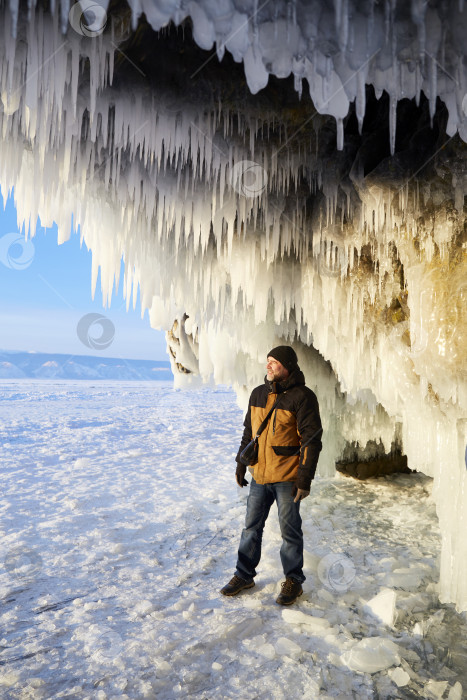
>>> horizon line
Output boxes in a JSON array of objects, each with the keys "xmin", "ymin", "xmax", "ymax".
[{"xmin": 0, "ymin": 348, "xmax": 171, "ymax": 364}]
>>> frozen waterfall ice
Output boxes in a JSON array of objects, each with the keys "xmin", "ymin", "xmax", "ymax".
[{"xmin": 0, "ymin": 1, "xmax": 466, "ymax": 612}]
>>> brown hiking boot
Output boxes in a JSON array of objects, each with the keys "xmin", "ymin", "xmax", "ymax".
[
  {"xmin": 220, "ymin": 575, "xmax": 255, "ymax": 596},
  {"xmin": 276, "ymin": 578, "xmax": 303, "ymax": 605}
]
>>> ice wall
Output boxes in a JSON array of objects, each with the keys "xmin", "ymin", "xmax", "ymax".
[{"xmin": 0, "ymin": 3, "xmax": 466, "ymax": 611}]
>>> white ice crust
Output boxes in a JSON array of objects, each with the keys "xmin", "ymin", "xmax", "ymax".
[{"xmin": 0, "ymin": 3, "xmax": 466, "ymax": 612}]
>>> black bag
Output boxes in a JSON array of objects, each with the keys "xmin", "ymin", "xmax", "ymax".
[
  {"xmin": 238, "ymin": 394, "xmax": 284, "ymax": 467},
  {"xmin": 239, "ymin": 437, "xmax": 259, "ymax": 466}
]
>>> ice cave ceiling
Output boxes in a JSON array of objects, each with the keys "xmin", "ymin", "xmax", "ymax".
[{"xmin": 0, "ymin": 0, "xmax": 466, "ymax": 609}]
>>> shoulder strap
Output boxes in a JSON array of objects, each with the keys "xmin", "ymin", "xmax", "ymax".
[{"xmin": 254, "ymin": 393, "xmax": 285, "ymax": 439}]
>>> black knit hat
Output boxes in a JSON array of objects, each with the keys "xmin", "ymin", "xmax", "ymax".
[{"xmin": 267, "ymin": 346, "xmax": 298, "ymax": 372}]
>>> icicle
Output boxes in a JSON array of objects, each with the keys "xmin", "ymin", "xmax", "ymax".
[
  {"xmin": 389, "ymin": 93, "xmax": 397, "ymax": 155},
  {"xmin": 429, "ymin": 54, "xmax": 437, "ymax": 126},
  {"xmin": 367, "ymin": 0, "xmax": 375, "ymax": 52},
  {"xmin": 384, "ymin": 0, "xmax": 391, "ymax": 45},
  {"xmin": 216, "ymin": 41, "xmax": 225, "ymax": 62},
  {"xmin": 336, "ymin": 117, "xmax": 344, "ymax": 151},
  {"xmin": 334, "ymin": 0, "xmax": 342, "ymax": 33},
  {"xmin": 410, "ymin": 0, "xmax": 427, "ymax": 58},
  {"xmin": 340, "ymin": 0, "xmax": 349, "ymax": 52},
  {"xmin": 294, "ymin": 73, "xmax": 303, "ymax": 100},
  {"xmin": 60, "ymin": 0, "xmax": 70, "ymax": 34},
  {"xmin": 415, "ymin": 60, "xmax": 422, "ymax": 106},
  {"xmin": 8, "ymin": 0, "xmax": 19, "ymax": 37},
  {"xmin": 356, "ymin": 70, "xmax": 366, "ymax": 134}
]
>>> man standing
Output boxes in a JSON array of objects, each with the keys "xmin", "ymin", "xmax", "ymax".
[{"xmin": 221, "ymin": 346, "xmax": 323, "ymax": 605}]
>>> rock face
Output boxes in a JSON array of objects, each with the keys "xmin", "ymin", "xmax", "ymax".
[
  {"xmin": 0, "ymin": 3, "xmax": 466, "ymax": 609},
  {"xmin": 336, "ymin": 452, "xmax": 411, "ymax": 480}
]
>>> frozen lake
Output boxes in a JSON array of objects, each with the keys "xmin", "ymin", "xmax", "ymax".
[{"xmin": 0, "ymin": 381, "xmax": 465, "ymax": 699}]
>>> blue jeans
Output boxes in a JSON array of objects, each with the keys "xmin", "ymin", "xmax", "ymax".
[{"xmin": 235, "ymin": 478, "xmax": 305, "ymax": 584}]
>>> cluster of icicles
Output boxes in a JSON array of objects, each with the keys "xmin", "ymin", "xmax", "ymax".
[
  {"xmin": 0, "ymin": 4, "xmax": 466, "ymax": 611},
  {"xmin": 5, "ymin": 0, "xmax": 467, "ymax": 148}
]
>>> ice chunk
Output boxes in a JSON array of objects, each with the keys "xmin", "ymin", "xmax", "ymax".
[
  {"xmin": 389, "ymin": 666, "xmax": 410, "ymax": 687},
  {"xmin": 317, "ymin": 588, "xmax": 336, "ymax": 603},
  {"xmin": 385, "ymin": 568, "xmax": 424, "ymax": 589},
  {"xmin": 341, "ymin": 637, "xmax": 401, "ymax": 673},
  {"xmin": 257, "ymin": 643, "xmax": 276, "ymax": 660},
  {"xmin": 364, "ymin": 588, "xmax": 397, "ymax": 627},
  {"xmin": 243, "ymin": 597, "xmax": 263, "ymax": 609},
  {"xmin": 0, "ymin": 672, "xmax": 21, "ymax": 687},
  {"xmin": 155, "ymin": 660, "xmax": 171, "ymax": 677},
  {"xmin": 424, "ymin": 680, "xmax": 449, "ymax": 700},
  {"xmin": 448, "ymin": 682, "xmax": 463, "ymax": 700},
  {"xmin": 133, "ymin": 600, "xmax": 156, "ymax": 616},
  {"xmin": 282, "ymin": 608, "xmax": 331, "ymax": 635},
  {"xmin": 224, "ymin": 617, "xmax": 262, "ymax": 639},
  {"xmin": 274, "ymin": 637, "xmax": 302, "ymax": 659}
]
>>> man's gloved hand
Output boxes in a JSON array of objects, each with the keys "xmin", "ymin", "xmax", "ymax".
[
  {"xmin": 236, "ymin": 463, "xmax": 249, "ymax": 487},
  {"xmin": 291, "ymin": 484, "xmax": 310, "ymax": 503}
]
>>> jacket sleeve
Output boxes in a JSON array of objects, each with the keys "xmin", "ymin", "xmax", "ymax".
[
  {"xmin": 235, "ymin": 393, "xmax": 254, "ymax": 464},
  {"xmin": 295, "ymin": 389, "xmax": 323, "ymax": 490}
]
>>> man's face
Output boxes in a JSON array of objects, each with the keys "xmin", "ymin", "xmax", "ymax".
[{"xmin": 266, "ymin": 356, "xmax": 289, "ymax": 382}]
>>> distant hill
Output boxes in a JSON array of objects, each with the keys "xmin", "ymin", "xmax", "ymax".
[{"xmin": 0, "ymin": 351, "xmax": 173, "ymax": 381}]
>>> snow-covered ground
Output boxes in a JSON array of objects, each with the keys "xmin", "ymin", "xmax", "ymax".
[{"xmin": 0, "ymin": 381, "xmax": 465, "ymax": 700}]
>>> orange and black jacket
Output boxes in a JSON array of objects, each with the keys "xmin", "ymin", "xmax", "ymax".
[{"xmin": 236, "ymin": 368, "xmax": 323, "ymax": 490}]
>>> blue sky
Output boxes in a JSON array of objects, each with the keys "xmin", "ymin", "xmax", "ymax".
[{"xmin": 0, "ymin": 188, "xmax": 168, "ymax": 361}]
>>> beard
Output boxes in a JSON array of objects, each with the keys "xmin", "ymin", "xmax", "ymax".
[{"xmin": 267, "ymin": 369, "xmax": 288, "ymax": 382}]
